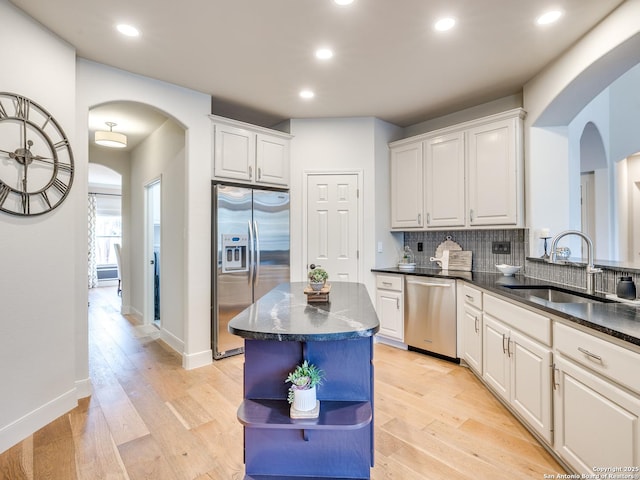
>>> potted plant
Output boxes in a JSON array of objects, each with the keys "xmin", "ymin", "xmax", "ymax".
[
  {"xmin": 308, "ymin": 267, "xmax": 329, "ymax": 291},
  {"xmin": 285, "ymin": 360, "xmax": 325, "ymax": 413}
]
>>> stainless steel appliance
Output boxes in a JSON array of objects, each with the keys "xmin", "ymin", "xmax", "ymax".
[
  {"xmin": 404, "ymin": 276, "xmax": 458, "ymax": 361},
  {"xmin": 212, "ymin": 184, "xmax": 290, "ymax": 359}
]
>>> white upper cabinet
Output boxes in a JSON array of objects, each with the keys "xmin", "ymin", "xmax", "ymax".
[
  {"xmin": 424, "ymin": 132, "xmax": 465, "ymax": 227},
  {"xmin": 255, "ymin": 134, "xmax": 289, "ymax": 186},
  {"xmin": 211, "ymin": 115, "xmax": 291, "ymax": 187},
  {"xmin": 389, "ymin": 108, "xmax": 525, "ymax": 230},
  {"xmin": 467, "ymin": 118, "xmax": 521, "ymax": 226},
  {"xmin": 390, "ymin": 141, "xmax": 424, "ymax": 229}
]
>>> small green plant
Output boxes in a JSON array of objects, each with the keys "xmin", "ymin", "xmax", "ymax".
[
  {"xmin": 285, "ymin": 360, "xmax": 325, "ymax": 404},
  {"xmin": 308, "ymin": 268, "xmax": 329, "ymax": 284}
]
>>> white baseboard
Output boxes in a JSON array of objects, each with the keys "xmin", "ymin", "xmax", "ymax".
[
  {"xmin": 75, "ymin": 377, "xmax": 92, "ymax": 399},
  {"xmin": 374, "ymin": 335, "xmax": 408, "ymax": 350},
  {"xmin": 182, "ymin": 349, "xmax": 213, "ymax": 370},
  {"xmin": 123, "ymin": 305, "xmax": 142, "ymax": 323},
  {"xmin": 160, "ymin": 328, "xmax": 184, "ymax": 354},
  {"xmin": 0, "ymin": 388, "xmax": 77, "ymax": 454}
]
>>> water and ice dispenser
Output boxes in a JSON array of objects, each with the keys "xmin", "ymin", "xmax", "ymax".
[{"xmin": 221, "ymin": 234, "xmax": 248, "ymax": 273}]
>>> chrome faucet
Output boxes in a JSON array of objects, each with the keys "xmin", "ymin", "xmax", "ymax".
[{"xmin": 549, "ymin": 230, "xmax": 602, "ymax": 294}]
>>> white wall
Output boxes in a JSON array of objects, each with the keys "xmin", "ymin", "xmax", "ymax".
[
  {"xmin": 129, "ymin": 119, "xmax": 185, "ymax": 352},
  {"xmin": 289, "ymin": 117, "xmax": 402, "ymax": 299},
  {"xmin": 77, "ymin": 60, "xmax": 213, "ymax": 370},
  {"xmin": 0, "ymin": 0, "xmax": 81, "ymax": 453}
]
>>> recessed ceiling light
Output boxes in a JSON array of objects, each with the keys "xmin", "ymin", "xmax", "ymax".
[
  {"xmin": 536, "ymin": 10, "xmax": 562, "ymax": 25},
  {"xmin": 434, "ymin": 17, "xmax": 456, "ymax": 32},
  {"xmin": 300, "ymin": 90, "xmax": 315, "ymax": 99},
  {"xmin": 315, "ymin": 48, "xmax": 334, "ymax": 60},
  {"xmin": 116, "ymin": 24, "xmax": 140, "ymax": 37},
  {"xmin": 334, "ymin": 0, "xmax": 354, "ymax": 5}
]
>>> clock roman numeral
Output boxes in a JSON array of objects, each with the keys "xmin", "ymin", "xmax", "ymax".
[
  {"xmin": 0, "ymin": 184, "xmax": 10, "ymax": 207},
  {"xmin": 0, "ymin": 101, "xmax": 7, "ymax": 119},
  {"xmin": 40, "ymin": 191, "xmax": 52, "ymax": 209},
  {"xmin": 57, "ymin": 162, "xmax": 73, "ymax": 173},
  {"xmin": 52, "ymin": 178, "xmax": 68, "ymax": 196},
  {"xmin": 21, "ymin": 192, "xmax": 30, "ymax": 214},
  {"xmin": 41, "ymin": 115, "xmax": 52, "ymax": 130},
  {"xmin": 15, "ymin": 96, "xmax": 30, "ymax": 120},
  {"xmin": 54, "ymin": 139, "xmax": 69, "ymax": 150}
]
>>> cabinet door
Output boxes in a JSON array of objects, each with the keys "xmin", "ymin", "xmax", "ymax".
[
  {"xmin": 482, "ymin": 315, "xmax": 510, "ymax": 402},
  {"xmin": 554, "ymin": 356, "xmax": 640, "ymax": 474},
  {"xmin": 461, "ymin": 304, "xmax": 482, "ymax": 374},
  {"xmin": 390, "ymin": 142, "xmax": 424, "ymax": 229},
  {"xmin": 256, "ymin": 134, "xmax": 289, "ymax": 186},
  {"xmin": 467, "ymin": 119, "xmax": 518, "ymax": 225},
  {"xmin": 214, "ymin": 124, "xmax": 255, "ymax": 181},
  {"xmin": 424, "ymin": 132, "xmax": 465, "ymax": 227},
  {"xmin": 376, "ymin": 290, "xmax": 404, "ymax": 341},
  {"xmin": 510, "ymin": 330, "xmax": 552, "ymax": 443}
]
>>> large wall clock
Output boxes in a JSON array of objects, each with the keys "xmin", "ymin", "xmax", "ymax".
[{"xmin": 0, "ymin": 92, "xmax": 74, "ymax": 216}]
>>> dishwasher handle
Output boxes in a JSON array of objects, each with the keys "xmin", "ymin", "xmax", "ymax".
[{"xmin": 406, "ymin": 279, "xmax": 454, "ymax": 288}]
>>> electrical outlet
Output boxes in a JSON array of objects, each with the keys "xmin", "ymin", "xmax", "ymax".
[
  {"xmin": 417, "ymin": 242, "xmax": 423, "ymax": 252},
  {"xmin": 492, "ymin": 241, "xmax": 511, "ymax": 254}
]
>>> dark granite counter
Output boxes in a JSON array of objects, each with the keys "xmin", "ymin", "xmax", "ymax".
[
  {"xmin": 372, "ymin": 267, "xmax": 640, "ymax": 347},
  {"xmin": 228, "ymin": 282, "xmax": 380, "ymax": 342}
]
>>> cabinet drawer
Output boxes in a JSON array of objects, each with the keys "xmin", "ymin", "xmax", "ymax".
[
  {"xmin": 376, "ymin": 275, "xmax": 403, "ymax": 291},
  {"xmin": 463, "ymin": 285, "xmax": 482, "ymax": 309},
  {"xmin": 554, "ymin": 322, "xmax": 640, "ymax": 395},
  {"xmin": 484, "ymin": 294, "xmax": 551, "ymax": 346}
]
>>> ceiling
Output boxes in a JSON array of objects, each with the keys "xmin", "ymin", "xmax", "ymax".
[{"xmin": 11, "ymin": 0, "xmax": 626, "ymax": 129}]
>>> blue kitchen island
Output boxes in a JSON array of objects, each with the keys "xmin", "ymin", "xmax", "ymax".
[{"xmin": 228, "ymin": 282, "xmax": 380, "ymax": 480}]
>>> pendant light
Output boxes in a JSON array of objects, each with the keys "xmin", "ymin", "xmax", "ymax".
[{"xmin": 95, "ymin": 122, "xmax": 127, "ymax": 148}]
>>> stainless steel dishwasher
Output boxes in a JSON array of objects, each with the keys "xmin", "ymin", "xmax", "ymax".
[{"xmin": 404, "ymin": 276, "xmax": 458, "ymax": 361}]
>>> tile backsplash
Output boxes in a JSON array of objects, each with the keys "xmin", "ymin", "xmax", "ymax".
[
  {"xmin": 404, "ymin": 229, "xmax": 528, "ymax": 274},
  {"xmin": 403, "ymin": 228, "xmax": 639, "ymax": 298}
]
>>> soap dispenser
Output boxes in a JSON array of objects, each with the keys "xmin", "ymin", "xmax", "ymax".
[{"xmin": 616, "ymin": 276, "xmax": 637, "ymax": 300}]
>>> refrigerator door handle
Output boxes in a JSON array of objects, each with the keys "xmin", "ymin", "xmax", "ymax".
[
  {"xmin": 248, "ymin": 220, "xmax": 254, "ymax": 285},
  {"xmin": 254, "ymin": 220, "xmax": 260, "ymax": 285}
]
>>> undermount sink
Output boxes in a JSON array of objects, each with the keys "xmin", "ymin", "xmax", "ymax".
[{"xmin": 501, "ymin": 285, "xmax": 615, "ymax": 304}]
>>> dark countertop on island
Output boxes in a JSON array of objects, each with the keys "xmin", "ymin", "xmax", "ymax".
[
  {"xmin": 372, "ymin": 267, "xmax": 640, "ymax": 347},
  {"xmin": 228, "ymin": 282, "xmax": 380, "ymax": 342}
]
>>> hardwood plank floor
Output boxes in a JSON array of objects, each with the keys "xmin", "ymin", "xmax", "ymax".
[{"xmin": 0, "ymin": 286, "xmax": 566, "ymax": 479}]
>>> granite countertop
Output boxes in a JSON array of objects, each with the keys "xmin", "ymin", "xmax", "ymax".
[
  {"xmin": 228, "ymin": 282, "xmax": 380, "ymax": 342},
  {"xmin": 372, "ymin": 267, "xmax": 640, "ymax": 347}
]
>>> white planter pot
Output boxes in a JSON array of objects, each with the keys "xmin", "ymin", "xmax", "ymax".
[
  {"xmin": 293, "ymin": 386, "xmax": 317, "ymax": 411},
  {"xmin": 309, "ymin": 281, "xmax": 324, "ymax": 291}
]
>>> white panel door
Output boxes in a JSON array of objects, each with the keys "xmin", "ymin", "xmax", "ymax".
[{"xmin": 307, "ymin": 174, "xmax": 359, "ymax": 282}]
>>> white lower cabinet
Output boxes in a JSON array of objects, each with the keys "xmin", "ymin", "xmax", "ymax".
[
  {"xmin": 482, "ymin": 295, "xmax": 553, "ymax": 444},
  {"xmin": 553, "ymin": 322, "xmax": 640, "ymax": 474},
  {"xmin": 375, "ymin": 275, "xmax": 404, "ymax": 342}
]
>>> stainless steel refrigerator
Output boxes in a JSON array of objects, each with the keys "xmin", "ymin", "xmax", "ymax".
[{"xmin": 212, "ymin": 183, "xmax": 290, "ymax": 359}]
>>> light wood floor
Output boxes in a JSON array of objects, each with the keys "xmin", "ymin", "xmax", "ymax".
[{"xmin": 0, "ymin": 286, "xmax": 566, "ymax": 479}]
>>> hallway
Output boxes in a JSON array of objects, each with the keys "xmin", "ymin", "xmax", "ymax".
[{"xmin": 0, "ymin": 286, "xmax": 564, "ymax": 479}]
